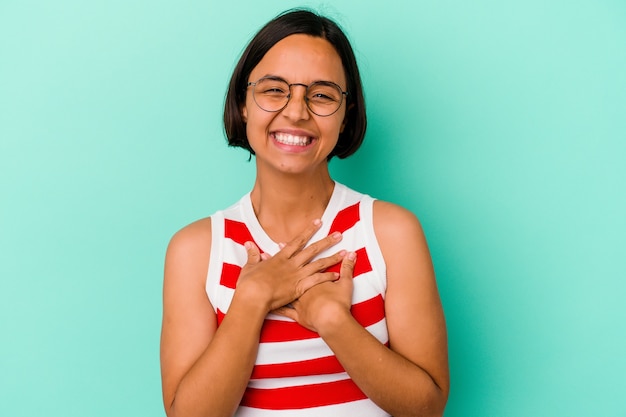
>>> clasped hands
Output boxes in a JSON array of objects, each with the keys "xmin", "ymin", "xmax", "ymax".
[{"xmin": 236, "ymin": 219, "xmax": 356, "ymax": 333}]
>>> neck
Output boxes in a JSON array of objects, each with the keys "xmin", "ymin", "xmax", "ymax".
[{"xmin": 250, "ymin": 166, "xmax": 335, "ymax": 243}]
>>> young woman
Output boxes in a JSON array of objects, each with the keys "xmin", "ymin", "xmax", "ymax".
[{"xmin": 160, "ymin": 9, "xmax": 449, "ymax": 417}]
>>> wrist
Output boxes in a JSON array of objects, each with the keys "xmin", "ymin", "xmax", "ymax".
[
  {"xmin": 314, "ymin": 303, "xmax": 353, "ymax": 339},
  {"xmin": 231, "ymin": 280, "xmax": 273, "ymax": 317}
]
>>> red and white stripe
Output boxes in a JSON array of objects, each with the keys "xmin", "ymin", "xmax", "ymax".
[{"xmin": 206, "ymin": 183, "xmax": 390, "ymax": 416}]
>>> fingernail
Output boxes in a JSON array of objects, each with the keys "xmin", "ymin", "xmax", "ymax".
[
  {"xmin": 313, "ymin": 218, "xmax": 322, "ymax": 226},
  {"xmin": 244, "ymin": 241, "xmax": 252, "ymax": 249},
  {"xmin": 331, "ymin": 231, "xmax": 342, "ymax": 240},
  {"xmin": 339, "ymin": 249, "xmax": 347, "ymax": 257},
  {"xmin": 347, "ymin": 251, "xmax": 357, "ymax": 261}
]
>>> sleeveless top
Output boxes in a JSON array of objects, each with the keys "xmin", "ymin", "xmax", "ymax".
[{"xmin": 206, "ymin": 182, "xmax": 390, "ymax": 416}]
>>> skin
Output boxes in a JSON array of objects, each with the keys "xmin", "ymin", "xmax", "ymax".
[{"xmin": 160, "ymin": 34, "xmax": 449, "ymax": 417}]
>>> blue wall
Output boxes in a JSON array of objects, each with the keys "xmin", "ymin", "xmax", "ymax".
[{"xmin": 1, "ymin": 1, "xmax": 624, "ymax": 415}]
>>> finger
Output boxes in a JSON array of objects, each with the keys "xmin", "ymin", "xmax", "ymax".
[
  {"xmin": 295, "ymin": 231, "xmax": 343, "ymax": 264},
  {"xmin": 272, "ymin": 305, "xmax": 299, "ymax": 322},
  {"xmin": 338, "ymin": 251, "xmax": 357, "ymax": 286},
  {"xmin": 260, "ymin": 252, "xmax": 271, "ymax": 261},
  {"xmin": 280, "ymin": 219, "xmax": 322, "ymax": 258},
  {"xmin": 244, "ymin": 241, "xmax": 262, "ymax": 265},
  {"xmin": 304, "ymin": 250, "xmax": 347, "ymax": 274},
  {"xmin": 295, "ymin": 272, "xmax": 339, "ymax": 296}
]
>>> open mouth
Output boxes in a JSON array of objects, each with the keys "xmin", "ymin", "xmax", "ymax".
[{"xmin": 272, "ymin": 132, "xmax": 314, "ymax": 146}]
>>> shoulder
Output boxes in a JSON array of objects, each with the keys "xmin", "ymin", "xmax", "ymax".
[
  {"xmin": 371, "ymin": 200, "xmax": 433, "ymax": 284},
  {"xmin": 164, "ymin": 217, "xmax": 213, "ymax": 287},
  {"xmin": 372, "ymin": 200, "xmax": 426, "ymax": 246},
  {"xmin": 167, "ymin": 217, "xmax": 213, "ymax": 259}
]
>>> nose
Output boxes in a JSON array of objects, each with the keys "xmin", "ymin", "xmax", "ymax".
[{"xmin": 281, "ymin": 84, "xmax": 310, "ymax": 121}]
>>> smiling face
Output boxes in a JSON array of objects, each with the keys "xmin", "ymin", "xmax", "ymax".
[{"xmin": 241, "ymin": 34, "xmax": 348, "ymax": 175}]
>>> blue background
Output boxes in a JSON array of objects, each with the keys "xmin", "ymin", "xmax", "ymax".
[{"xmin": 1, "ymin": 1, "xmax": 625, "ymax": 415}]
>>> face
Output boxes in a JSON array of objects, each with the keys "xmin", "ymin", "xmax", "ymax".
[{"xmin": 241, "ymin": 34, "xmax": 347, "ymax": 175}]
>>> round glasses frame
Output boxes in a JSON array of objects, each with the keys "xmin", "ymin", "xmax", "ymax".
[{"xmin": 246, "ymin": 76, "xmax": 349, "ymax": 117}]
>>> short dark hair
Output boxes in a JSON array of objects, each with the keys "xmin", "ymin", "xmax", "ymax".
[{"xmin": 223, "ymin": 9, "xmax": 367, "ymax": 159}]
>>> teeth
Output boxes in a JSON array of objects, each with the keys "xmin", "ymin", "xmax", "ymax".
[{"xmin": 274, "ymin": 132, "xmax": 311, "ymax": 146}]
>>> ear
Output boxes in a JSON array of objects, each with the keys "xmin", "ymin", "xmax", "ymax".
[
  {"xmin": 241, "ymin": 105, "xmax": 248, "ymax": 123},
  {"xmin": 339, "ymin": 103, "xmax": 354, "ymax": 133}
]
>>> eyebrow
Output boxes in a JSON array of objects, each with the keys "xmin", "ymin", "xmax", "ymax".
[
  {"xmin": 259, "ymin": 74, "xmax": 288, "ymax": 83},
  {"xmin": 256, "ymin": 74, "xmax": 344, "ymax": 87}
]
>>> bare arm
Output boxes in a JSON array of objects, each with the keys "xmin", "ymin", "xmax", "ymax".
[
  {"xmin": 160, "ymin": 218, "xmax": 347, "ymax": 417},
  {"xmin": 279, "ymin": 202, "xmax": 449, "ymax": 417},
  {"xmin": 160, "ymin": 218, "xmax": 263, "ymax": 417}
]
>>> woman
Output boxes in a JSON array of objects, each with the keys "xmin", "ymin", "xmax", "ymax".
[{"xmin": 160, "ymin": 9, "xmax": 449, "ymax": 417}]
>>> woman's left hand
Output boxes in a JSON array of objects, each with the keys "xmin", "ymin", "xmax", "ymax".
[{"xmin": 273, "ymin": 251, "xmax": 357, "ymax": 333}]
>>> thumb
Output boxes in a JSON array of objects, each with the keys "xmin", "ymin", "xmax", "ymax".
[
  {"xmin": 339, "ymin": 251, "xmax": 357, "ymax": 286},
  {"xmin": 244, "ymin": 241, "xmax": 262, "ymax": 265}
]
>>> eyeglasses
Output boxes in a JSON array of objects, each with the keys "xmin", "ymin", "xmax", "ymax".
[{"xmin": 246, "ymin": 76, "xmax": 348, "ymax": 117}]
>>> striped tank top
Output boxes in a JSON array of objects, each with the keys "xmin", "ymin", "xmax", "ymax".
[{"xmin": 206, "ymin": 182, "xmax": 390, "ymax": 416}]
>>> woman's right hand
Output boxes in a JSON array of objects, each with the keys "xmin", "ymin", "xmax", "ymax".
[{"xmin": 234, "ymin": 219, "xmax": 346, "ymax": 312}]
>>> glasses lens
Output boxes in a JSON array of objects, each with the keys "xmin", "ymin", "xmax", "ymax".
[
  {"xmin": 307, "ymin": 82, "xmax": 344, "ymax": 116},
  {"xmin": 252, "ymin": 78, "xmax": 290, "ymax": 112},
  {"xmin": 250, "ymin": 78, "xmax": 346, "ymax": 116}
]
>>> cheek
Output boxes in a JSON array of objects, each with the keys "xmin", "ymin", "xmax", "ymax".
[
  {"xmin": 245, "ymin": 109, "xmax": 267, "ymax": 132},
  {"xmin": 243, "ymin": 108, "xmax": 273, "ymax": 147},
  {"xmin": 327, "ymin": 112, "xmax": 348, "ymax": 137},
  {"xmin": 321, "ymin": 122, "xmax": 342, "ymax": 149}
]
